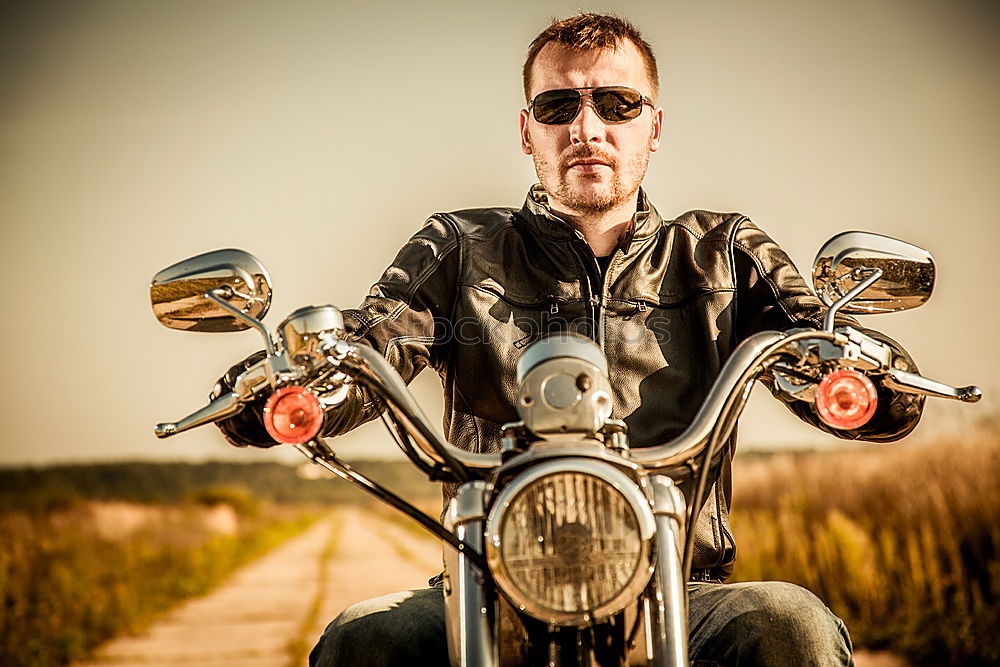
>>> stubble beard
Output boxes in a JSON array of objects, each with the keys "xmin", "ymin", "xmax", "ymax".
[{"xmin": 533, "ymin": 148, "xmax": 649, "ymax": 214}]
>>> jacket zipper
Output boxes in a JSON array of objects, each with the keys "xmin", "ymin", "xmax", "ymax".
[
  {"xmin": 568, "ymin": 231, "xmax": 626, "ymax": 350},
  {"xmin": 568, "ymin": 231, "xmax": 604, "ymax": 348}
]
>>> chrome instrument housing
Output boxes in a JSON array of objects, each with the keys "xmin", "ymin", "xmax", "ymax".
[
  {"xmin": 812, "ymin": 231, "xmax": 934, "ymax": 314},
  {"xmin": 278, "ymin": 305, "xmax": 346, "ymax": 369},
  {"xmin": 515, "ymin": 334, "xmax": 614, "ymax": 439},
  {"xmin": 150, "ymin": 249, "xmax": 272, "ymax": 332}
]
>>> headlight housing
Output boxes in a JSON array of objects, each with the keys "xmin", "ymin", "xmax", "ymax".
[{"xmin": 485, "ymin": 459, "xmax": 655, "ymax": 625}]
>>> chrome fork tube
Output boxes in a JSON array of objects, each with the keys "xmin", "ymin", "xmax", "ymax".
[
  {"xmin": 443, "ymin": 481, "xmax": 498, "ymax": 667},
  {"xmin": 646, "ymin": 475, "xmax": 689, "ymax": 667}
]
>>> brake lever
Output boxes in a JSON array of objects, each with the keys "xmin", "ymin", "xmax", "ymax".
[{"xmin": 882, "ymin": 368, "xmax": 982, "ymax": 403}]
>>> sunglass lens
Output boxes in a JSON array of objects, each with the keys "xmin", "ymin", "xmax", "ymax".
[
  {"xmin": 532, "ymin": 90, "xmax": 582, "ymax": 125},
  {"xmin": 593, "ymin": 88, "xmax": 644, "ymax": 123}
]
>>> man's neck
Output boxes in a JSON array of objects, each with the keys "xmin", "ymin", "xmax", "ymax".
[{"xmin": 548, "ymin": 191, "xmax": 640, "ymax": 257}]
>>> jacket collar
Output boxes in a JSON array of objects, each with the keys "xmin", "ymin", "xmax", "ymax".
[{"xmin": 520, "ymin": 184, "xmax": 662, "ymax": 252}]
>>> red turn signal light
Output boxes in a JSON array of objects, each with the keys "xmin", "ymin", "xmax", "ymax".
[
  {"xmin": 816, "ymin": 369, "xmax": 878, "ymax": 430},
  {"xmin": 263, "ymin": 386, "xmax": 324, "ymax": 444}
]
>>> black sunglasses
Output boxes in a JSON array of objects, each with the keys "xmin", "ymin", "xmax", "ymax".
[{"xmin": 528, "ymin": 86, "xmax": 654, "ymax": 125}]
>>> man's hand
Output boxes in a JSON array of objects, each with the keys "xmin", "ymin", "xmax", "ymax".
[{"xmin": 211, "ymin": 350, "xmax": 277, "ymax": 448}]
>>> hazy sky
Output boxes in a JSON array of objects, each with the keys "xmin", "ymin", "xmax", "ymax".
[{"xmin": 2, "ymin": 0, "xmax": 997, "ymax": 466}]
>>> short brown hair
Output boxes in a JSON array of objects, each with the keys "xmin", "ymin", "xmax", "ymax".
[{"xmin": 522, "ymin": 13, "xmax": 659, "ymax": 101}]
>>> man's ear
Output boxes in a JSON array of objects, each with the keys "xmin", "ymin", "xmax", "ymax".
[
  {"xmin": 649, "ymin": 105, "xmax": 664, "ymax": 152},
  {"xmin": 519, "ymin": 109, "xmax": 533, "ymax": 155}
]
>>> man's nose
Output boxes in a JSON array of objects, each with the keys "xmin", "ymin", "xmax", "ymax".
[{"xmin": 568, "ymin": 98, "xmax": 605, "ymax": 145}]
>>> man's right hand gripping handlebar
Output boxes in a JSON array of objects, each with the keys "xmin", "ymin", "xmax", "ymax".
[{"xmin": 211, "ymin": 350, "xmax": 277, "ymax": 448}]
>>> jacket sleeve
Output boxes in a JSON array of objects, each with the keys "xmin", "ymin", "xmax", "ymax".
[
  {"xmin": 731, "ymin": 217, "xmax": 924, "ymax": 442},
  {"xmin": 322, "ymin": 215, "xmax": 461, "ymax": 437}
]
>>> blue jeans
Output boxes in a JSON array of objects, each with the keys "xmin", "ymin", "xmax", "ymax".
[{"xmin": 310, "ymin": 581, "xmax": 853, "ymax": 666}]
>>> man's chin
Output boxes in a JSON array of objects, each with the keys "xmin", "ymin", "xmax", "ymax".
[{"xmin": 560, "ymin": 185, "xmax": 619, "ymax": 212}]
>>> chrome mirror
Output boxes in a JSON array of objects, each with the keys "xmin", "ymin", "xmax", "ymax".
[
  {"xmin": 150, "ymin": 249, "xmax": 272, "ymax": 332},
  {"xmin": 812, "ymin": 232, "xmax": 935, "ymax": 315}
]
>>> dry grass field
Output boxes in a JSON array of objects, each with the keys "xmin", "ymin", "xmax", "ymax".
[{"xmin": 730, "ymin": 427, "xmax": 1000, "ymax": 665}]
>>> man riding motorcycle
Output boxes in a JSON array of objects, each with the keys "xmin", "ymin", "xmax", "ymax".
[{"xmin": 215, "ymin": 13, "xmax": 923, "ymax": 666}]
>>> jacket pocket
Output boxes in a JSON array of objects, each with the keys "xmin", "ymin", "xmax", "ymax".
[
  {"xmin": 615, "ymin": 287, "xmax": 736, "ymax": 314},
  {"xmin": 461, "ymin": 282, "xmax": 589, "ymax": 349}
]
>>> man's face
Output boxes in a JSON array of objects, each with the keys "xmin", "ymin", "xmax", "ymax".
[{"xmin": 520, "ymin": 40, "xmax": 663, "ymax": 214}]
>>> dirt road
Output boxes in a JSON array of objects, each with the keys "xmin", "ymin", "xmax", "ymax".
[
  {"xmin": 75, "ymin": 506, "xmax": 903, "ymax": 666},
  {"xmin": 75, "ymin": 507, "xmax": 440, "ymax": 667}
]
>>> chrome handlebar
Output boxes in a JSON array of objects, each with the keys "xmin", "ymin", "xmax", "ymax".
[
  {"xmin": 335, "ymin": 329, "xmax": 817, "ymax": 473},
  {"xmin": 155, "ymin": 318, "xmax": 982, "ymax": 476},
  {"xmin": 319, "ymin": 329, "xmax": 827, "ymax": 473}
]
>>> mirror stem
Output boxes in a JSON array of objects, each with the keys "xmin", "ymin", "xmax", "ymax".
[
  {"xmin": 206, "ymin": 290, "xmax": 277, "ymax": 356},
  {"xmin": 823, "ymin": 268, "xmax": 883, "ymax": 331}
]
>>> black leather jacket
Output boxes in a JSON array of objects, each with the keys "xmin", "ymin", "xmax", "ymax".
[{"xmin": 229, "ymin": 185, "xmax": 925, "ymax": 579}]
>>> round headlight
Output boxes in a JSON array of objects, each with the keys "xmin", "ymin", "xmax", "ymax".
[{"xmin": 485, "ymin": 459, "xmax": 655, "ymax": 625}]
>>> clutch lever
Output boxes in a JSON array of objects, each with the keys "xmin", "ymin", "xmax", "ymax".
[
  {"xmin": 883, "ymin": 368, "xmax": 982, "ymax": 403},
  {"xmin": 155, "ymin": 392, "xmax": 243, "ymax": 438},
  {"xmin": 153, "ymin": 355, "xmax": 284, "ymax": 439}
]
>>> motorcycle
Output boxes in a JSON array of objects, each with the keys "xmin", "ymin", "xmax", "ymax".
[{"xmin": 149, "ymin": 231, "xmax": 980, "ymax": 666}]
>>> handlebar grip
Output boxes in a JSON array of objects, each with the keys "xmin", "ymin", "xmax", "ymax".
[{"xmin": 154, "ymin": 392, "xmax": 243, "ymax": 438}]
